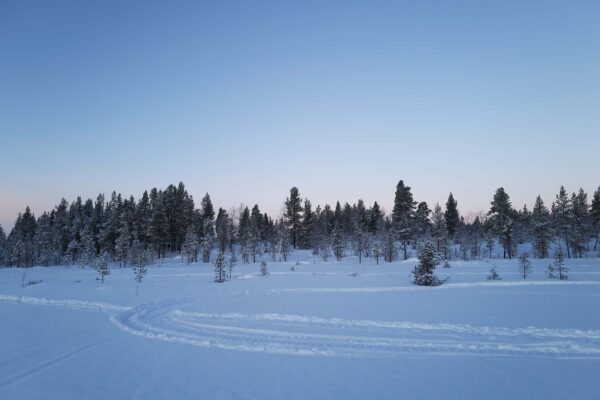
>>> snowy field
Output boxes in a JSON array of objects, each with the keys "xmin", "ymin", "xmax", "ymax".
[{"xmin": 1, "ymin": 252, "xmax": 600, "ymax": 399}]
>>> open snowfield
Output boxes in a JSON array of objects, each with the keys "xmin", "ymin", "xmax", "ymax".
[{"xmin": 2, "ymin": 252, "xmax": 600, "ymax": 399}]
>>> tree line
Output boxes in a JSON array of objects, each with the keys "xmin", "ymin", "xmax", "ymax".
[{"xmin": 0, "ymin": 181, "xmax": 599, "ymax": 268}]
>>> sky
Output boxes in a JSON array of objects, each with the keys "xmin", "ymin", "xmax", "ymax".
[{"xmin": 1, "ymin": 0, "xmax": 599, "ymax": 230}]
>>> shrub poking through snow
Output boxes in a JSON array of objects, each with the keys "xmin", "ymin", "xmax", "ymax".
[
  {"xmin": 518, "ymin": 252, "xmax": 532, "ymax": 279},
  {"xmin": 443, "ymin": 260, "xmax": 451, "ymax": 268},
  {"xmin": 412, "ymin": 242, "xmax": 442, "ymax": 286},
  {"xmin": 554, "ymin": 248, "xmax": 568, "ymax": 280},
  {"xmin": 546, "ymin": 263, "xmax": 557, "ymax": 279},
  {"xmin": 260, "ymin": 261, "xmax": 269, "ymax": 276},
  {"xmin": 487, "ymin": 267, "xmax": 501, "ymax": 280},
  {"xmin": 93, "ymin": 252, "xmax": 110, "ymax": 285}
]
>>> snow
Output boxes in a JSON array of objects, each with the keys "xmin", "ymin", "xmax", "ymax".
[{"xmin": 1, "ymin": 252, "xmax": 600, "ymax": 399}]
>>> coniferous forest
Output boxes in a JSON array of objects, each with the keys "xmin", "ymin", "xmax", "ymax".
[{"xmin": 2, "ymin": 180, "xmax": 599, "ymax": 268}]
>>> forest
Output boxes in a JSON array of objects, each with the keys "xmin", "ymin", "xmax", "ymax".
[{"xmin": 1, "ymin": 181, "xmax": 599, "ymax": 269}]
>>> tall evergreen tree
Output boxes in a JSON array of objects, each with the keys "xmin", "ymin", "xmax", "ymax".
[
  {"xmin": 592, "ymin": 186, "xmax": 600, "ymax": 251},
  {"xmin": 284, "ymin": 187, "xmax": 303, "ymax": 249},
  {"xmin": 431, "ymin": 203, "xmax": 448, "ymax": 259},
  {"xmin": 570, "ymin": 189, "xmax": 590, "ymax": 258},
  {"xmin": 488, "ymin": 187, "xmax": 514, "ymax": 259},
  {"xmin": 391, "ymin": 180, "xmax": 416, "ymax": 260},
  {"xmin": 531, "ymin": 195, "xmax": 552, "ymax": 258},
  {"xmin": 444, "ymin": 193, "xmax": 460, "ymax": 238},
  {"xmin": 552, "ymin": 186, "xmax": 573, "ymax": 258},
  {"xmin": 299, "ymin": 199, "xmax": 313, "ymax": 249},
  {"xmin": 412, "ymin": 242, "xmax": 441, "ymax": 286}
]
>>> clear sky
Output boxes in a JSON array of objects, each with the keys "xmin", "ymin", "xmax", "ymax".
[{"xmin": 1, "ymin": 0, "xmax": 599, "ymax": 230}]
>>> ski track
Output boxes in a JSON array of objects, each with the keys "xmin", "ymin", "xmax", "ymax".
[
  {"xmin": 110, "ymin": 302, "xmax": 600, "ymax": 359},
  {"xmin": 265, "ymin": 280, "xmax": 600, "ymax": 294},
  {"xmin": 0, "ymin": 294, "xmax": 131, "ymax": 313},
  {"xmin": 3, "ymin": 282, "xmax": 600, "ymax": 358}
]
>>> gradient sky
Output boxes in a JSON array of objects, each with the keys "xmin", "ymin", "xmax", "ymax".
[{"xmin": 1, "ymin": 0, "xmax": 599, "ymax": 230}]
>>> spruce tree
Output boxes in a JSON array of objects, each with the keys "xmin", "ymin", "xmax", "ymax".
[
  {"xmin": 391, "ymin": 180, "xmax": 416, "ymax": 260},
  {"xmin": 552, "ymin": 186, "xmax": 573, "ymax": 258},
  {"xmin": 591, "ymin": 186, "xmax": 600, "ymax": 251},
  {"xmin": 412, "ymin": 242, "xmax": 441, "ymax": 286},
  {"xmin": 383, "ymin": 229, "xmax": 396, "ymax": 263},
  {"xmin": 531, "ymin": 195, "xmax": 552, "ymax": 258},
  {"xmin": 214, "ymin": 249, "xmax": 226, "ymax": 282},
  {"xmin": 518, "ymin": 252, "xmax": 532, "ymax": 279},
  {"xmin": 570, "ymin": 189, "xmax": 590, "ymax": 258},
  {"xmin": 554, "ymin": 247, "xmax": 568, "ymax": 280},
  {"xmin": 431, "ymin": 203, "xmax": 448, "ymax": 259},
  {"xmin": 284, "ymin": 187, "xmax": 303, "ymax": 249},
  {"xmin": 332, "ymin": 226, "xmax": 344, "ymax": 261},
  {"xmin": 444, "ymin": 193, "xmax": 460, "ymax": 238},
  {"xmin": 488, "ymin": 187, "xmax": 514, "ymax": 259},
  {"xmin": 299, "ymin": 199, "xmax": 313, "ymax": 249}
]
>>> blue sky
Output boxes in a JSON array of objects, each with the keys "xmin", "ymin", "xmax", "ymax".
[{"xmin": 1, "ymin": 0, "xmax": 599, "ymax": 229}]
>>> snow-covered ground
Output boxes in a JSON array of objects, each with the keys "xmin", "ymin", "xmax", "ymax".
[{"xmin": 1, "ymin": 252, "xmax": 600, "ymax": 399}]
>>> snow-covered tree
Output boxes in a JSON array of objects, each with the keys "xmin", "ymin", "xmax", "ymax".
[
  {"xmin": 431, "ymin": 203, "xmax": 448, "ymax": 259},
  {"xmin": 444, "ymin": 193, "xmax": 460, "ymax": 238},
  {"xmin": 487, "ymin": 267, "xmax": 501, "ymax": 280},
  {"xmin": 182, "ymin": 227, "xmax": 199, "ymax": 264},
  {"xmin": 554, "ymin": 247, "xmax": 568, "ymax": 280},
  {"xmin": 214, "ymin": 249, "xmax": 226, "ymax": 282},
  {"xmin": 570, "ymin": 189, "xmax": 590, "ymax": 258},
  {"xmin": 531, "ymin": 195, "xmax": 552, "ymax": 258},
  {"xmin": 284, "ymin": 187, "xmax": 303, "ymax": 249},
  {"xmin": 260, "ymin": 260, "xmax": 269, "ymax": 276},
  {"xmin": 383, "ymin": 229, "xmax": 396, "ymax": 263},
  {"xmin": 412, "ymin": 242, "xmax": 442, "ymax": 286},
  {"xmin": 488, "ymin": 187, "xmax": 514, "ymax": 259},
  {"xmin": 552, "ymin": 186, "xmax": 573, "ymax": 258},
  {"xmin": 392, "ymin": 180, "xmax": 415, "ymax": 260},
  {"xmin": 93, "ymin": 252, "xmax": 110, "ymax": 285},
  {"xmin": 518, "ymin": 252, "xmax": 532, "ymax": 279},
  {"xmin": 591, "ymin": 186, "xmax": 600, "ymax": 252},
  {"xmin": 332, "ymin": 226, "xmax": 344, "ymax": 261}
]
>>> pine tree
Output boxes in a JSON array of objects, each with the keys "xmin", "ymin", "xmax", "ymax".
[
  {"xmin": 299, "ymin": 199, "xmax": 313, "ymax": 249},
  {"xmin": 570, "ymin": 189, "xmax": 590, "ymax": 258},
  {"xmin": 591, "ymin": 186, "xmax": 600, "ymax": 251},
  {"xmin": 372, "ymin": 240, "xmax": 382, "ymax": 264},
  {"xmin": 488, "ymin": 187, "xmax": 514, "ymax": 259},
  {"xmin": 552, "ymin": 186, "xmax": 573, "ymax": 258},
  {"xmin": 182, "ymin": 227, "xmax": 199, "ymax": 264},
  {"xmin": 201, "ymin": 193, "xmax": 215, "ymax": 263},
  {"xmin": 131, "ymin": 237, "xmax": 148, "ymax": 284},
  {"xmin": 93, "ymin": 252, "xmax": 110, "ymax": 285},
  {"xmin": 531, "ymin": 195, "xmax": 552, "ymax": 258},
  {"xmin": 553, "ymin": 247, "xmax": 568, "ymax": 280},
  {"xmin": 444, "ymin": 193, "xmax": 460, "ymax": 238},
  {"xmin": 518, "ymin": 252, "xmax": 532, "ymax": 279},
  {"xmin": 115, "ymin": 219, "xmax": 131, "ymax": 267},
  {"xmin": 214, "ymin": 249, "xmax": 226, "ymax": 282},
  {"xmin": 383, "ymin": 229, "xmax": 396, "ymax": 263},
  {"xmin": 367, "ymin": 202, "xmax": 383, "ymax": 235},
  {"xmin": 332, "ymin": 226, "xmax": 344, "ymax": 261},
  {"xmin": 431, "ymin": 203, "xmax": 448, "ymax": 259},
  {"xmin": 412, "ymin": 242, "xmax": 441, "ymax": 286},
  {"xmin": 0, "ymin": 225, "xmax": 6, "ymax": 266},
  {"xmin": 284, "ymin": 187, "xmax": 303, "ymax": 249}
]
